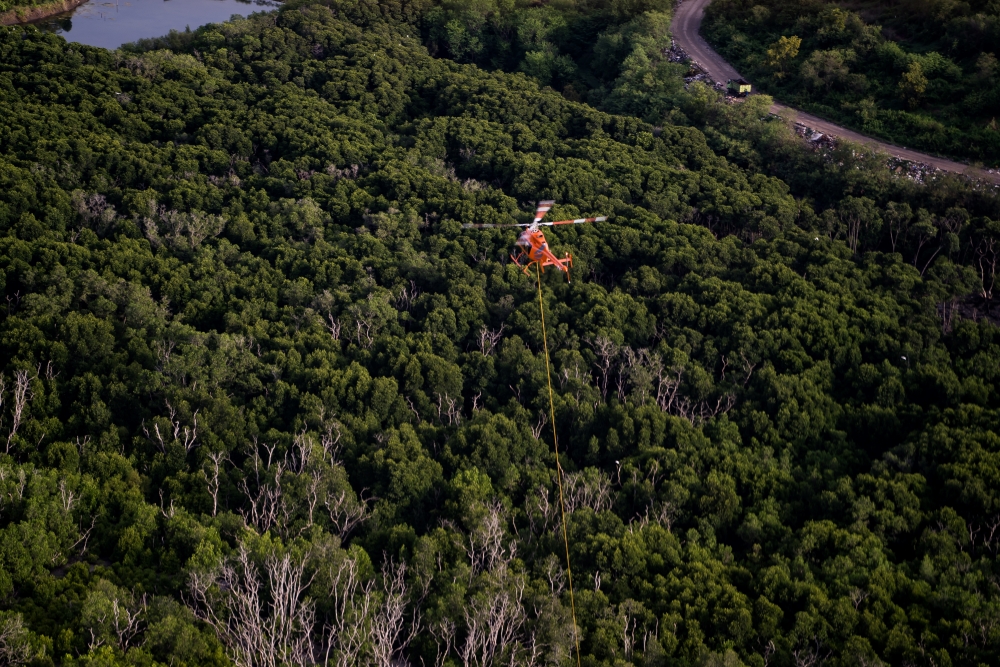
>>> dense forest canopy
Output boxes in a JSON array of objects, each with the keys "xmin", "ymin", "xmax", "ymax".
[
  {"xmin": 2, "ymin": 1, "xmax": 1000, "ymax": 666},
  {"xmin": 702, "ymin": 0, "xmax": 1000, "ymax": 165}
]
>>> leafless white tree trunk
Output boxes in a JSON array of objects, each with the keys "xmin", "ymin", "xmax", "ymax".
[
  {"xmin": 142, "ymin": 400, "xmax": 199, "ymax": 453},
  {"xmin": 531, "ymin": 411, "xmax": 548, "ymax": 440},
  {"xmin": 371, "ymin": 559, "xmax": 419, "ymax": 667},
  {"xmin": 2, "ymin": 370, "xmax": 35, "ymax": 453},
  {"xmin": 188, "ymin": 545, "xmax": 316, "ymax": 667},
  {"xmin": 319, "ymin": 417, "xmax": 343, "ymax": 467},
  {"xmin": 0, "ymin": 613, "xmax": 33, "ymax": 665},
  {"xmin": 465, "ymin": 500, "xmax": 516, "ymax": 578},
  {"xmin": 239, "ymin": 465, "xmax": 285, "ymax": 534},
  {"xmin": 589, "ymin": 336, "xmax": 617, "ymax": 400},
  {"xmin": 320, "ymin": 555, "xmax": 420, "ymax": 667},
  {"xmin": 458, "ymin": 570, "xmax": 539, "ymax": 667},
  {"xmin": 562, "ymin": 470, "xmax": 613, "ymax": 514},
  {"xmin": 325, "ymin": 489, "xmax": 370, "ymax": 541},
  {"xmin": 322, "ymin": 556, "xmax": 373, "ymax": 667},
  {"xmin": 325, "ymin": 314, "xmax": 342, "ymax": 341},
  {"xmin": 205, "ymin": 451, "xmax": 227, "ymax": 517},
  {"xmin": 239, "ymin": 441, "xmax": 287, "ymax": 534},
  {"xmin": 478, "ymin": 325, "xmax": 505, "ymax": 356},
  {"xmin": 110, "ymin": 594, "xmax": 148, "ymax": 650}
]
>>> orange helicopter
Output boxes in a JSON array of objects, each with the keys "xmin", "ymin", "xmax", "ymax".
[{"xmin": 462, "ymin": 201, "xmax": 607, "ymax": 282}]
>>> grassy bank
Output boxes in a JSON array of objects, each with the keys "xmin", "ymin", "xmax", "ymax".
[{"xmin": 0, "ymin": 0, "xmax": 86, "ymax": 25}]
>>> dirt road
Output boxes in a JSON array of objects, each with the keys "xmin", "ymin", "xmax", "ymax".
[{"xmin": 671, "ymin": 0, "xmax": 1000, "ymax": 185}]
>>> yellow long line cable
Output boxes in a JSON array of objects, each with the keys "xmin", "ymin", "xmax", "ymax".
[{"xmin": 536, "ymin": 264, "xmax": 582, "ymax": 667}]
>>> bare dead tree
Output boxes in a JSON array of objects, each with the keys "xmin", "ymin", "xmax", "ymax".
[
  {"xmin": 981, "ymin": 515, "xmax": 1000, "ymax": 554},
  {"xmin": 616, "ymin": 354, "xmax": 629, "ymax": 403},
  {"xmin": 526, "ymin": 486, "xmax": 557, "ymax": 536},
  {"xmin": 406, "ymin": 396, "xmax": 421, "ymax": 423},
  {"xmin": 287, "ymin": 430, "xmax": 312, "ymax": 475},
  {"xmin": 239, "ymin": 444, "xmax": 286, "ymax": 535},
  {"xmin": 153, "ymin": 339, "xmax": 176, "ymax": 373},
  {"xmin": 58, "ymin": 479, "xmax": 78, "ymax": 513},
  {"xmin": 142, "ymin": 400, "xmax": 199, "ymax": 454},
  {"xmin": 652, "ymin": 360, "xmax": 684, "ymax": 414},
  {"xmin": 0, "ymin": 378, "xmax": 5, "ymax": 451},
  {"xmin": 325, "ymin": 314, "xmax": 342, "ymax": 341},
  {"xmin": 139, "ymin": 202, "xmax": 226, "ymax": 251},
  {"xmin": 325, "ymin": 489, "xmax": 370, "ymax": 541},
  {"xmin": 602, "ymin": 348, "xmax": 736, "ymax": 425},
  {"xmin": 187, "ymin": 544, "xmax": 316, "ymax": 667},
  {"xmin": 429, "ymin": 618, "xmax": 457, "ymax": 667},
  {"xmin": 322, "ymin": 556, "xmax": 373, "ymax": 667},
  {"xmin": 319, "ymin": 553, "xmax": 420, "ymax": 667},
  {"xmin": 465, "ymin": 500, "xmax": 516, "ymax": 578},
  {"xmin": 345, "ymin": 293, "xmax": 393, "ymax": 349},
  {"xmin": 589, "ymin": 336, "xmax": 618, "ymax": 400},
  {"xmin": 542, "ymin": 555, "xmax": 565, "ymax": 597},
  {"xmin": 792, "ymin": 637, "xmax": 831, "ymax": 667},
  {"xmin": 760, "ymin": 639, "xmax": 776, "ymax": 667},
  {"xmin": 395, "ymin": 280, "xmax": 420, "ymax": 312},
  {"xmin": 975, "ymin": 231, "xmax": 999, "ymax": 302},
  {"xmin": 317, "ymin": 416, "xmax": 343, "ymax": 467},
  {"xmin": 302, "ymin": 470, "xmax": 322, "ymax": 530},
  {"xmin": 13, "ymin": 469, "xmax": 25, "ymax": 502},
  {"xmin": 458, "ymin": 569, "xmax": 539, "ymax": 667},
  {"xmin": 75, "ymin": 435, "xmax": 91, "ymax": 458},
  {"xmin": 621, "ymin": 606, "xmax": 638, "ymax": 660},
  {"xmin": 111, "ymin": 593, "xmax": 148, "ymax": 651},
  {"xmin": 628, "ymin": 500, "xmax": 678, "ymax": 534},
  {"xmin": 70, "ymin": 515, "xmax": 98, "ymax": 555},
  {"xmin": 84, "ymin": 588, "xmax": 148, "ymax": 652},
  {"xmin": 2, "ymin": 370, "xmax": 36, "ymax": 453},
  {"xmin": 557, "ymin": 357, "xmax": 587, "ymax": 401},
  {"xmin": 740, "ymin": 353, "xmax": 757, "ymax": 387},
  {"xmin": 849, "ymin": 587, "xmax": 869, "ymax": 610},
  {"xmin": 0, "ymin": 613, "xmax": 33, "ymax": 666},
  {"xmin": 478, "ymin": 325, "xmax": 505, "ymax": 356},
  {"xmin": 205, "ymin": 451, "xmax": 227, "ymax": 517},
  {"xmin": 562, "ymin": 469, "xmax": 614, "ymax": 514},
  {"xmin": 531, "ymin": 411, "xmax": 548, "ymax": 440},
  {"xmin": 435, "ymin": 393, "xmax": 462, "ymax": 426},
  {"xmin": 159, "ymin": 489, "xmax": 176, "ymax": 518},
  {"xmin": 370, "ymin": 559, "xmax": 420, "ymax": 667}
]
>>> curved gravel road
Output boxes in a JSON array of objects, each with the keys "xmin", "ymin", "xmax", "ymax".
[{"xmin": 671, "ymin": 0, "xmax": 1000, "ymax": 185}]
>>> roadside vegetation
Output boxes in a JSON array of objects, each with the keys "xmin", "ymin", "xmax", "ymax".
[
  {"xmin": 703, "ymin": 0, "xmax": 1000, "ymax": 165},
  {"xmin": 2, "ymin": 1, "xmax": 1000, "ymax": 666}
]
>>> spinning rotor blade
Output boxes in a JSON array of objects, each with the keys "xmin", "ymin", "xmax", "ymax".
[
  {"xmin": 537, "ymin": 216, "xmax": 608, "ymax": 227},
  {"xmin": 533, "ymin": 200, "xmax": 555, "ymax": 224},
  {"xmin": 461, "ymin": 216, "xmax": 608, "ymax": 229},
  {"xmin": 460, "ymin": 222, "xmax": 524, "ymax": 229},
  {"xmin": 460, "ymin": 199, "xmax": 607, "ymax": 228}
]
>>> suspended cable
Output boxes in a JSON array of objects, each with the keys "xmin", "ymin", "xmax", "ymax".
[{"xmin": 536, "ymin": 265, "xmax": 582, "ymax": 667}]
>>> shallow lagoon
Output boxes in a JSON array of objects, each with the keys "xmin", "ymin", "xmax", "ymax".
[{"xmin": 36, "ymin": 0, "xmax": 279, "ymax": 50}]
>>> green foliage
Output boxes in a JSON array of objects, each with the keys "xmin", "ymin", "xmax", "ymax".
[
  {"xmin": 0, "ymin": 0, "xmax": 57, "ymax": 16},
  {"xmin": 703, "ymin": 0, "xmax": 1000, "ymax": 164},
  {"xmin": 1, "ymin": 2, "xmax": 1000, "ymax": 667}
]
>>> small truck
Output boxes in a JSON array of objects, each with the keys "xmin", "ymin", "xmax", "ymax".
[{"xmin": 727, "ymin": 78, "xmax": 752, "ymax": 96}]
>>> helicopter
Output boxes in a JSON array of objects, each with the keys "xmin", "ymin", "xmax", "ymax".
[{"xmin": 461, "ymin": 201, "xmax": 607, "ymax": 282}]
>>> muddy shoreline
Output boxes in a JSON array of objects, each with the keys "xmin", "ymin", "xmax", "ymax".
[{"xmin": 0, "ymin": 0, "xmax": 87, "ymax": 26}]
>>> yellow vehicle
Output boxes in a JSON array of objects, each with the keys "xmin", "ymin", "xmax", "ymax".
[{"xmin": 727, "ymin": 78, "xmax": 751, "ymax": 96}]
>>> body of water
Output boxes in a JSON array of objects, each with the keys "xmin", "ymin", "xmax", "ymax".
[{"xmin": 36, "ymin": 0, "xmax": 279, "ymax": 50}]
